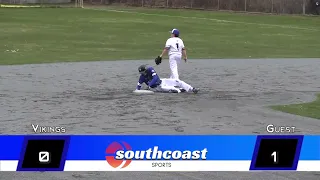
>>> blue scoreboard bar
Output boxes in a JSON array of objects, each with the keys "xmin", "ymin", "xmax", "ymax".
[{"xmin": 0, "ymin": 135, "xmax": 319, "ymax": 171}]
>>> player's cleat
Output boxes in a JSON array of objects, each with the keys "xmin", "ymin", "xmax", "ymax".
[
  {"xmin": 192, "ymin": 88, "xmax": 199, "ymax": 94},
  {"xmin": 180, "ymin": 89, "xmax": 186, "ymax": 92}
]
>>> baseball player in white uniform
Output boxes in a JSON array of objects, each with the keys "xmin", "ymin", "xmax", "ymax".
[{"xmin": 159, "ymin": 28, "xmax": 187, "ymax": 80}]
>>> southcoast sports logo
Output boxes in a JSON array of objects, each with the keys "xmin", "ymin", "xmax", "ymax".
[
  {"xmin": 105, "ymin": 141, "xmax": 208, "ymax": 169},
  {"xmin": 105, "ymin": 141, "xmax": 132, "ymax": 168}
]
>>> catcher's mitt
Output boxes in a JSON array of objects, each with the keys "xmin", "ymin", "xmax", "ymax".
[{"xmin": 155, "ymin": 56, "xmax": 162, "ymax": 65}]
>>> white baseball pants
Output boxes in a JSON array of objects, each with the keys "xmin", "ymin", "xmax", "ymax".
[
  {"xmin": 154, "ymin": 78, "xmax": 193, "ymax": 93},
  {"xmin": 168, "ymin": 54, "xmax": 181, "ymax": 79}
]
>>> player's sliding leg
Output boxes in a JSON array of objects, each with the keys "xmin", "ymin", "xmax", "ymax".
[
  {"xmin": 158, "ymin": 78, "xmax": 181, "ymax": 93},
  {"xmin": 161, "ymin": 78, "xmax": 199, "ymax": 94},
  {"xmin": 159, "ymin": 85, "xmax": 181, "ymax": 93},
  {"xmin": 174, "ymin": 79, "xmax": 199, "ymax": 93}
]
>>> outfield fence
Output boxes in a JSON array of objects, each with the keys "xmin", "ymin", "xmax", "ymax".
[
  {"xmin": 1, "ymin": 0, "xmax": 319, "ymax": 15},
  {"xmin": 89, "ymin": 0, "xmax": 320, "ymax": 15}
]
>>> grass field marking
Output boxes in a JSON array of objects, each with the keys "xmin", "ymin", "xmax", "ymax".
[{"xmin": 86, "ymin": 8, "xmax": 318, "ymax": 32}]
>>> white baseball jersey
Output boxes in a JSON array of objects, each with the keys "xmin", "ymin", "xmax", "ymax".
[{"xmin": 165, "ymin": 37, "xmax": 185, "ymax": 56}]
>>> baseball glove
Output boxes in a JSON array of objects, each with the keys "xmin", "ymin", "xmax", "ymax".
[{"xmin": 155, "ymin": 56, "xmax": 162, "ymax": 65}]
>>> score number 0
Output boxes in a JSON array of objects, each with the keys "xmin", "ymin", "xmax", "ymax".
[
  {"xmin": 39, "ymin": 151, "xmax": 50, "ymax": 163},
  {"xmin": 271, "ymin": 151, "xmax": 278, "ymax": 164}
]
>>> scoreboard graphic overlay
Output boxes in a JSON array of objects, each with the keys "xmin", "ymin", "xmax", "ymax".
[{"xmin": 0, "ymin": 135, "xmax": 319, "ymax": 171}]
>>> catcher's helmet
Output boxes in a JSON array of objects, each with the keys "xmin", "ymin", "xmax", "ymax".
[{"xmin": 138, "ymin": 65, "xmax": 147, "ymax": 75}]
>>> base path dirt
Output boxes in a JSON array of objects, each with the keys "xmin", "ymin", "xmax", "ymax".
[{"xmin": 1, "ymin": 58, "xmax": 320, "ymax": 179}]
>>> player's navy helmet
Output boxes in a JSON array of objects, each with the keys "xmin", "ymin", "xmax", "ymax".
[
  {"xmin": 171, "ymin": 28, "xmax": 180, "ymax": 37},
  {"xmin": 138, "ymin": 65, "xmax": 147, "ymax": 75}
]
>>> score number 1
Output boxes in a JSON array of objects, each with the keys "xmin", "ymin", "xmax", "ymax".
[{"xmin": 271, "ymin": 151, "xmax": 278, "ymax": 164}]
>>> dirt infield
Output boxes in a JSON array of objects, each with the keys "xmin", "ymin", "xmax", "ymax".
[{"xmin": 1, "ymin": 58, "xmax": 320, "ymax": 179}]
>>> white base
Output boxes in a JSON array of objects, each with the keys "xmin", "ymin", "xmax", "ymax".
[{"xmin": 133, "ymin": 90, "xmax": 154, "ymax": 94}]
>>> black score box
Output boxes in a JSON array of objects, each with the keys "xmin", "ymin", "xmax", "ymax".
[
  {"xmin": 250, "ymin": 135, "xmax": 304, "ymax": 170},
  {"xmin": 16, "ymin": 136, "xmax": 70, "ymax": 171}
]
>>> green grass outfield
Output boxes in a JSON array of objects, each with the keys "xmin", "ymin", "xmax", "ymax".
[
  {"xmin": 0, "ymin": 7, "xmax": 320, "ymax": 65},
  {"xmin": 271, "ymin": 94, "xmax": 320, "ymax": 120}
]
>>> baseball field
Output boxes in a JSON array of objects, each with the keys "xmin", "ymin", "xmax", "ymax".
[{"xmin": 1, "ymin": 6, "xmax": 320, "ymax": 180}]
